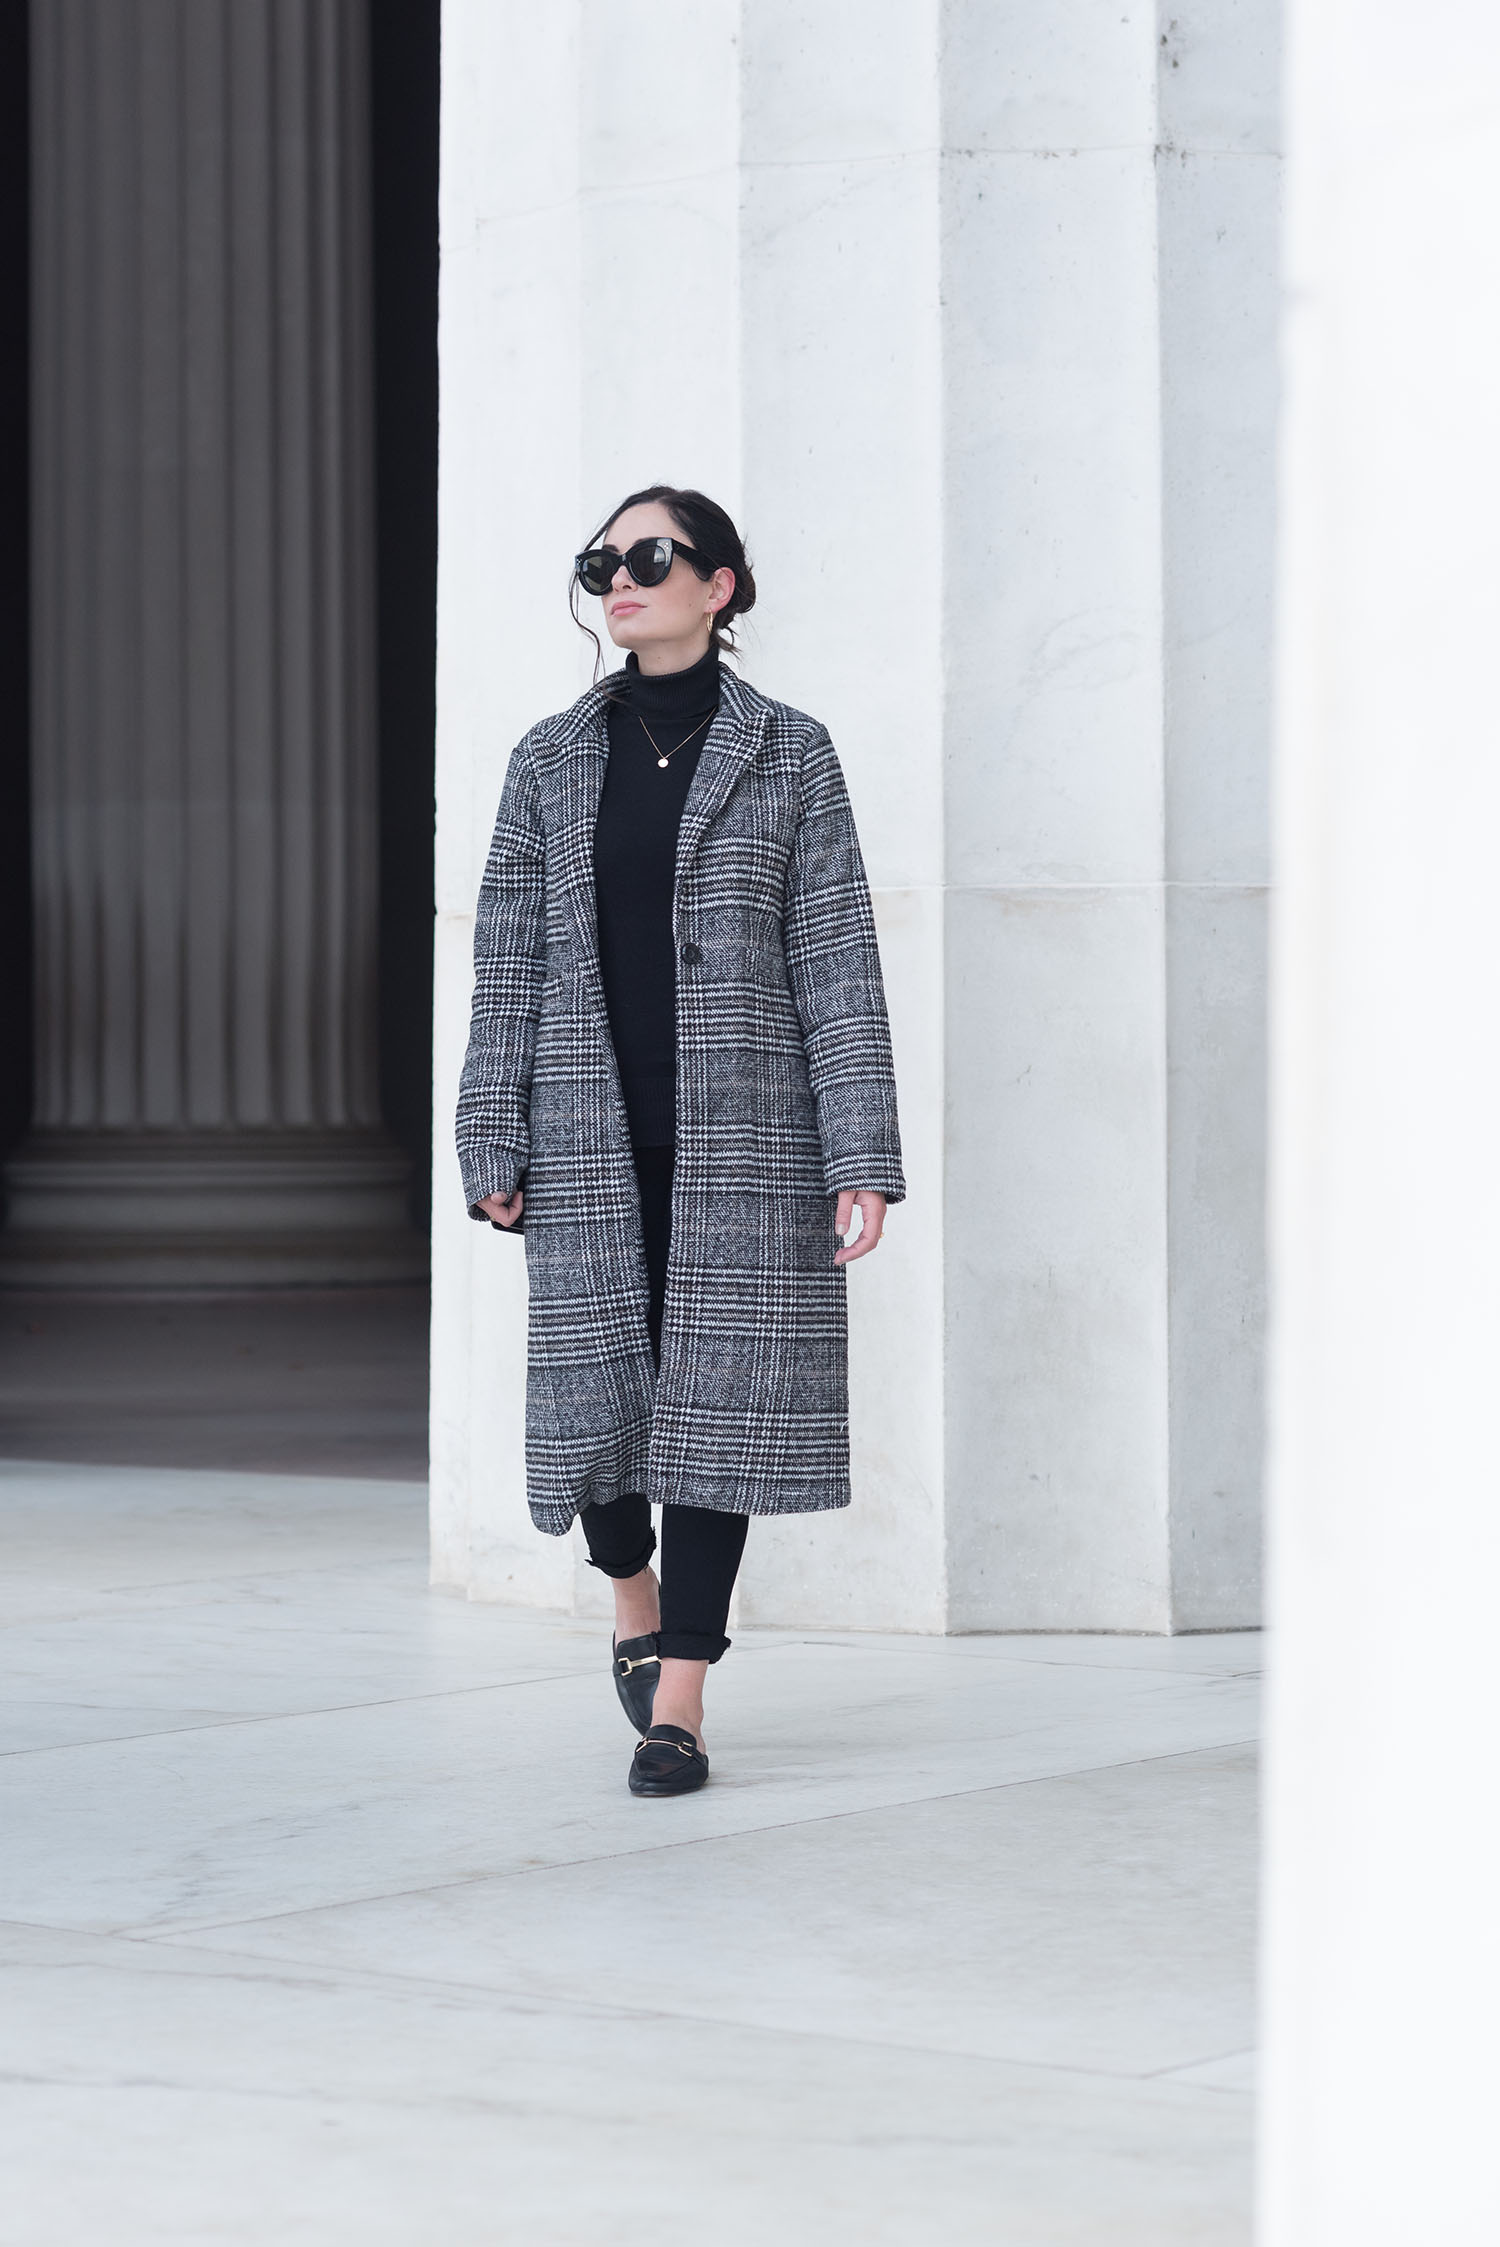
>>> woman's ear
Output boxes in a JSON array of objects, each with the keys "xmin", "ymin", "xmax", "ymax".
[{"xmin": 708, "ymin": 566, "xmax": 736, "ymax": 618}]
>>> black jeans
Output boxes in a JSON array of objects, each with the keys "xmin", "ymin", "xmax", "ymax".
[
  {"xmin": 576, "ymin": 1141, "xmax": 749, "ymax": 1663},
  {"xmin": 579, "ymin": 1489, "xmax": 748, "ymax": 1663}
]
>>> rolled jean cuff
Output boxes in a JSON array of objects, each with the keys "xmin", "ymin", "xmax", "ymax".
[
  {"xmin": 582, "ymin": 1526, "xmax": 658, "ymax": 1580},
  {"xmin": 656, "ymin": 1629, "xmax": 731, "ymax": 1665}
]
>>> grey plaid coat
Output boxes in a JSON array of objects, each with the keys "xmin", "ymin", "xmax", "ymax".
[{"xmin": 455, "ymin": 663, "xmax": 906, "ymax": 1535}]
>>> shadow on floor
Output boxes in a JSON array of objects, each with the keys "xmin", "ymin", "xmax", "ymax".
[{"xmin": 0, "ymin": 1288, "xmax": 430, "ymax": 1480}]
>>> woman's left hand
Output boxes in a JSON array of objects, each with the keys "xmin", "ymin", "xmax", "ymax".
[{"xmin": 833, "ymin": 1189, "xmax": 887, "ymax": 1265}]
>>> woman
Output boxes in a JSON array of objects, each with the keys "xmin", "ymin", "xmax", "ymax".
[{"xmin": 455, "ymin": 485, "xmax": 905, "ymax": 1797}]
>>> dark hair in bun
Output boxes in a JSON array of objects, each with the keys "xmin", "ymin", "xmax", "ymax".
[{"xmin": 570, "ymin": 484, "xmax": 756, "ymax": 679}]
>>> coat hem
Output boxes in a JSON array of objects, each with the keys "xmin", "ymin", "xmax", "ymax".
[{"xmin": 529, "ymin": 1488, "xmax": 852, "ymax": 1537}]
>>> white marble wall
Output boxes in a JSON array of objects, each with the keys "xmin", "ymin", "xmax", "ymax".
[
  {"xmin": 1261, "ymin": 3, "xmax": 1500, "ymax": 2237},
  {"xmin": 432, "ymin": 1, "xmax": 1276, "ymax": 1633}
]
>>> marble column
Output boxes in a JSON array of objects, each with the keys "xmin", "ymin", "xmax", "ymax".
[
  {"xmin": 430, "ymin": 0, "xmax": 1275, "ymax": 1629},
  {"xmin": 1, "ymin": 0, "xmax": 423, "ymax": 1289},
  {"xmin": 1261, "ymin": 2, "xmax": 1500, "ymax": 2238}
]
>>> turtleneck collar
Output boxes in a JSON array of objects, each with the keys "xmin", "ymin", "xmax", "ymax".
[{"xmin": 622, "ymin": 644, "xmax": 720, "ymax": 723}]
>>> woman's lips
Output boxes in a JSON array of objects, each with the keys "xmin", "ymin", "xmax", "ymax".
[{"xmin": 609, "ymin": 599, "xmax": 644, "ymax": 617}]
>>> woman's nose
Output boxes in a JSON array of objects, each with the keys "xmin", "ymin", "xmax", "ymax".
[{"xmin": 611, "ymin": 560, "xmax": 635, "ymax": 592}]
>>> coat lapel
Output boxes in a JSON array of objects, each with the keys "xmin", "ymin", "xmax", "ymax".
[
  {"xmin": 673, "ymin": 663, "xmax": 770, "ymax": 898},
  {"xmin": 546, "ymin": 680, "xmax": 612, "ymax": 965}
]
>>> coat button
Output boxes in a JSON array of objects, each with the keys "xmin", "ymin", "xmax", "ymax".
[{"xmin": 680, "ymin": 941, "xmax": 702, "ymax": 964}]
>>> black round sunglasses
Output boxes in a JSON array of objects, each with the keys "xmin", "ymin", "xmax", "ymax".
[{"xmin": 573, "ymin": 535, "xmax": 707, "ymax": 598}]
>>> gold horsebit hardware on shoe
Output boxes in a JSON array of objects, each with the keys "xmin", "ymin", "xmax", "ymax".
[
  {"xmin": 636, "ymin": 1735, "xmax": 697, "ymax": 1756},
  {"xmin": 616, "ymin": 1652, "xmax": 660, "ymax": 1677}
]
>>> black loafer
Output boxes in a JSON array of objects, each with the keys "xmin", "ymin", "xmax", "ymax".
[
  {"xmin": 612, "ymin": 1633, "xmax": 660, "ymax": 1733},
  {"xmin": 628, "ymin": 1723, "xmax": 709, "ymax": 1797}
]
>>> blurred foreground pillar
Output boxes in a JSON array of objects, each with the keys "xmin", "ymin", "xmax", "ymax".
[
  {"xmin": 1261, "ymin": 2, "xmax": 1500, "ymax": 2238},
  {"xmin": 2, "ymin": 0, "xmax": 422, "ymax": 1289},
  {"xmin": 432, "ymin": 2, "xmax": 1275, "ymax": 1627}
]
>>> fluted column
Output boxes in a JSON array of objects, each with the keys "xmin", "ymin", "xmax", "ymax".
[{"xmin": 2, "ymin": 0, "xmax": 423, "ymax": 1287}]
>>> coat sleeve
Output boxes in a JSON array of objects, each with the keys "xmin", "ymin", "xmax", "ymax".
[
  {"xmin": 454, "ymin": 734, "xmax": 546, "ymax": 1226},
  {"xmin": 782, "ymin": 727, "xmax": 907, "ymax": 1206}
]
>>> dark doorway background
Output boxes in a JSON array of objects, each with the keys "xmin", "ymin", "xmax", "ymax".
[
  {"xmin": 372, "ymin": 0, "xmax": 440, "ymax": 1230},
  {"xmin": 0, "ymin": 0, "xmax": 30, "ymax": 1170},
  {"xmin": 0, "ymin": 0, "xmax": 441, "ymax": 1228}
]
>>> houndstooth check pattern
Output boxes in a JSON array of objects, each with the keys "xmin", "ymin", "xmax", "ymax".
[{"xmin": 455, "ymin": 664, "xmax": 907, "ymax": 1535}]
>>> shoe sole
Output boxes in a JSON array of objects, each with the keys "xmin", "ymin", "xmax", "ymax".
[{"xmin": 628, "ymin": 1769, "xmax": 709, "ymax": 1796}]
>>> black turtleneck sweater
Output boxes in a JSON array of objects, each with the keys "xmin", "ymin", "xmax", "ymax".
[{"xmin": 592, "ymin": 645, "xmax": 721, "ymax": 1146}]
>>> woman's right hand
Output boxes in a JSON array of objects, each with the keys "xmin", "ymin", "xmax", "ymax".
[{"xmin": 478, "ymin": 1188, "xmax": 524, "ymax": 1228}]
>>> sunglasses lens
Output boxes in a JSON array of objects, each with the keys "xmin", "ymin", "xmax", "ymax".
[
  {"xmin": 576, "ymin": 537, "xmax": 678, "ymax": 594},
  {"xmin": 626, "ymin": 538, "xmax": 673, "ymax": 587},
  {"xmin": 576, "ymin": 548, "xmax": 614, "ymax": 596}
]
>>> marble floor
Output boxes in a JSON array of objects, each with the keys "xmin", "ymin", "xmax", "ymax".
[{"xmin": 0, "ymin": 1457, "xmax": 1259, "ymax": 2245}]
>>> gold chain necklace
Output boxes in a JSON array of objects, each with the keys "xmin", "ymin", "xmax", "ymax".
[{"xmin": 637, "ymin": 709, "xmax": 715, "ymax": 770}]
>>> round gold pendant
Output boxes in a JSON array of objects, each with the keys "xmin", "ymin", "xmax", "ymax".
[{"xmin": 657, "ymin": 756, "xmax": 669, "ymax": 768}]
